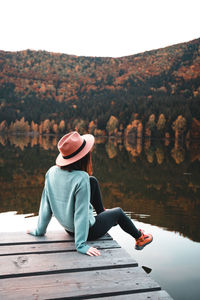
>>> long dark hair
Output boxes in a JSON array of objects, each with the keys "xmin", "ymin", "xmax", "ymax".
[{"xmin": 60, "ymin": 152, "xmax": 92, "ymax": 175}]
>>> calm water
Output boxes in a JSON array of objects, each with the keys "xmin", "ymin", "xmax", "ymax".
[{"xmin": 0, "ymin": 134, "xmax": 200, "ymax": 300}]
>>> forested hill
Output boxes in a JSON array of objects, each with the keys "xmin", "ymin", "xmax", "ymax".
[{"xmin": 0, "ymin": 38, "xmax": 200, "ymax": 138}]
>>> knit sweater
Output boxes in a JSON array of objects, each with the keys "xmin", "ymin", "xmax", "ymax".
[{"xmin": 29, "ymin": 165, "xmax": 96, "ymax": 254}]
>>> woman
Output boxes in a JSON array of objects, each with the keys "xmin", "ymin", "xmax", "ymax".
[{"xmin": 27, "ymin": 131, "xmax": 153, "ymax": 256}]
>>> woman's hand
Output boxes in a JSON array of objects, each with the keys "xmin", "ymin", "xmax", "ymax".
[{"xmin": 86, "ymin": 247, "xmax": 101, "ymax": 256}]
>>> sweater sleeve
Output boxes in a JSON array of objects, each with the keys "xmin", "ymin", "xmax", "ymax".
[
  {"xmin": 74, "ymin": 174, "xmax": 91, "ymax": 254},
  {"xmin": 29, "ymin": 185, "xmax": 52, "ymax": 236}
]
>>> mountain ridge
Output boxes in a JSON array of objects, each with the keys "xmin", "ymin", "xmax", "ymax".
[
  {"xmin": 1, "ymin": 37, "xmax": 199, "ymax": 58},
  {"xmin": 1, "ymin": 38, "xmax": 200, "ymax": 100}
]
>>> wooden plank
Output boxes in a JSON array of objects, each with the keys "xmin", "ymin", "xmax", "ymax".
[
  {"xmin": 0, "ymin": 240, "xmax": 120, "ymax": 256},
  {"xmin": 0, "ymin": 267, "xmax": 161, "ymax": 299},
  {"xmin": 93, "ymin": 290, "xmax": 173, "ymax": 299},
  {"xmin": 0, "ymin": 248, "xmax": 138, "ymax": 279},
  {"xmin": 0, "ymin": 231, "xmax": 112, "ymax": 245}
]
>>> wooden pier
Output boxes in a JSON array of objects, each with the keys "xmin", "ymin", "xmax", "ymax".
[{"xmin": 0, "ymin": 231, "xmax": 172, "ymax": 299}]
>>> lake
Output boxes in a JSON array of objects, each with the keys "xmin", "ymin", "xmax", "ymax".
[{"xmin": 0, "ymin": 134, "xmax": 200, "ymax": 299}]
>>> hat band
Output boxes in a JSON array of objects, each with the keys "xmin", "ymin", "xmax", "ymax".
[{"xmin": 62, "ymin": 139, "xmax": 86, "ymax": 159}]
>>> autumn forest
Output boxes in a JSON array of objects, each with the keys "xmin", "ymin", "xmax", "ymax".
[{"xmin": 0, "ymin": 38, "xmax": 200, "ymax": 140}]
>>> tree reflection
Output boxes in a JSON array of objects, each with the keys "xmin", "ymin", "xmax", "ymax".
[{"xmin": 0, "ymin": 134, "xmax": 200, "ymax": 242}]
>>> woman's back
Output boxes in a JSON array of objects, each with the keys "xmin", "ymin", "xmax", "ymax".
[{"xmin": 45, "ymin": 165, "xmax": 95, "ymax": 232}]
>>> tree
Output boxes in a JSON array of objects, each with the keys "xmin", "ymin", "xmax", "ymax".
[
  {"xmin": 0, "ymin": 120, "xmax": 8, "ymax": 132},
  {"xmin": 10, "ymin": 117, "xmax": 30, "ymax": 132},
  {"xmin": 147, "ymin": 114, "xmax": 156, "ymax": 130},
  {"xmin": 59, "ymin": 120, "xmax": 65, "ymax": 133},
  {"xmin": 73, "ymin": 119, "xmax": 87, "ymax": 134},
  {"xmin": 52, "ymin": 123, "xmax": 59, "ymax": 134},
  {"xmin": 106, "ymin": 115, "xmax": 119, "ymax": 136},
  {"xmin": 172, "ymin": 115, "xmax": 187, "ymax": 141},
  {"xmin": 145, "ymin": 114, "xmax": 156, "ymax": 137},
  {"xmin": 42, "ymin": 119, "xmax": 51, "ymax": 134},
  {"xmin": 157, "ymin": 114, "xmax": 166, "ymax": 131},
  {"xmin": 31, "ymin": 121, "xmax": 39, "ymax": 133},
  {"xmin": 125, "ymin": 120, "xmax": 143, "ymax": 139},
  {"xmin": 88, "ymin": 120, "xmax": 96, "ymax": 134}
]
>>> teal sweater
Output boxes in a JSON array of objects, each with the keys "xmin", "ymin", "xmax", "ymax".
[{"xmin": 30, "ymin": 166, "xmax": 96, "ymax": 254}]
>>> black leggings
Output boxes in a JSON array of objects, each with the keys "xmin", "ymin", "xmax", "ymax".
[{"xmin": 87, "ymin": 176, "xmax": 141, "ymax": 241}]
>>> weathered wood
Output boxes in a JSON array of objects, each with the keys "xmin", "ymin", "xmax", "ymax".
[
  {"xmin": 0, "ymin": 231, "xmax": 173, "ymax": 299},
  {"xmin": 0, "ymin": 231, "xmax": 112, "ymax": 245},
  {"xmin": 0, "ymin": 240, "xmax": 120, "ymax": 256},
  {"xmin": 93, "ymin": 290, "xmax": 173, "ymax": 299},
  {"xmin": 0, "ymin": 248, "xmax": 138, "ymax": 279},
  {"xmin": 0, "ymin": 267, "xmax": 161, "ymax": 300}
]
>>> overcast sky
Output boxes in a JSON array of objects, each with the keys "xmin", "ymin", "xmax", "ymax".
[{"xmin": 0, "ymin": 0, "xmax": 199, "ymax": 57}]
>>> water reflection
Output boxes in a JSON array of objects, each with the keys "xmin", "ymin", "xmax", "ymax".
[
  {"xmin": 0, "ymin": 134, "xmax": 200, "ymax": 243},
  {"xmin": 109, "ymin": 221, "xmax": 200, "ymax": 300},
  {"xmin": 0, "ymin": 134, "xmax": 58, "ymax": 151}
]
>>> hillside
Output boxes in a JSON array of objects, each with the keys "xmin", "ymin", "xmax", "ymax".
[{"xmin": 0, "ymin": 38, "xmax": 200, "ymax": 138}]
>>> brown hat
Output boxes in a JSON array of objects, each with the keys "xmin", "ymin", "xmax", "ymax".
[{"xmin": 56, "ymin": 131, "xmax": 95, "ymax": 167}]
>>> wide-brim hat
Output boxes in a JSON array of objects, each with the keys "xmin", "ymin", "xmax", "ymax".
[{"xmin": 56, "ymin": 131, "xmax": 95, "ymax": 167}]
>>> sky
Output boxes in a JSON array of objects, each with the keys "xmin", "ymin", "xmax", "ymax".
[{"xmin": 0, "ymin": 0, "xmax": 199, "ymax": 57}]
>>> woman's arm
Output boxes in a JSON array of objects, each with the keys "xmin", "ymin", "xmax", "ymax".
[
  {"xmin": 28, "ymin": 187, "xmax": 52, "ymax": 236},
  {"xmin": 74, "ymin": 174, "xmax": 100, "ymax": 256}
]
